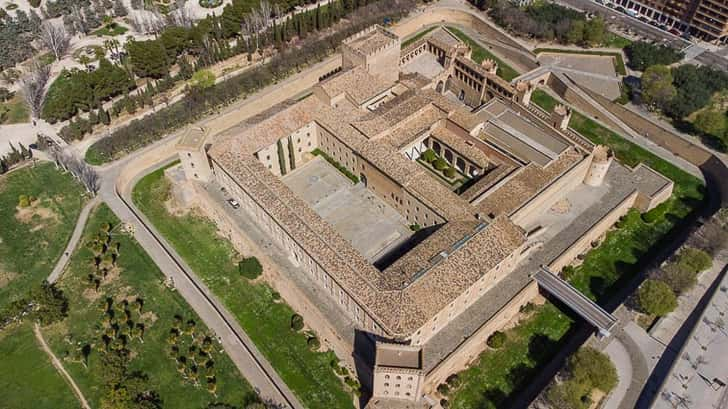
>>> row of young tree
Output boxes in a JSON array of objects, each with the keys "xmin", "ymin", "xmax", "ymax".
[
  {"xmin": 0, "ymin": 142, "xmax": 33, "ymax": 175},
  {"xmin": 481, "ymin": 0, "xmax": 609, "ymax": 46},
  {"xmin": 87, "ymin": 0, "xmax": 417, "ymax": 163}
]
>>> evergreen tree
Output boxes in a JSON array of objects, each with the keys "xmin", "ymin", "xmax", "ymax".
[{"xmin": 113, "ymin": 0, "xmax": 128, "ymax": 17}]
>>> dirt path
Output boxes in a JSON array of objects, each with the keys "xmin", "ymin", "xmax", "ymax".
[{"xmin": 33, "ymin": 323, "xmax": 92, "ymax": 409}]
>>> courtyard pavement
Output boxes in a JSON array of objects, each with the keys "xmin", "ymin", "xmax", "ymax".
[{"xmin": 283, "ymin": 157, "xmax": 413, "ymax": 262}]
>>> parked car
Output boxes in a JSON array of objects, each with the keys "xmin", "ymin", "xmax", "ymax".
[
  {"xmin": 227, "ymin": 198, "xmax": 240, "ymax": 209},
  {"xmin": 668, "ymin": 28, "xmax": 681, "ymax": 36}
]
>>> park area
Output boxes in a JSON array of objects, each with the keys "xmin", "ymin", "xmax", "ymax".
[
  {"xmin": 0, "ymin": 162, "xmax": 86, "ymax": 312},
  {"xmin": 132, "ymin": 165, "xmax": 355, "ymax": 409}
]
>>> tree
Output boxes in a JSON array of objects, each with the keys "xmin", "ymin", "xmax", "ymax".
[
  {"xmin": 568, "ymin": 347, "xmax": 618, "ymax": 393},
  {"xmin": 190, "ymin": 69, "xmax": 216, "ymax": 90},
  {"xmin": 113, "ymin": 0, "xmax": 127, "ymax": 17},
  {"xmin": 638, "ymin": 279, "xmax": 677, "ymax": 316},
  {"xmin": 20, "ymin": 60, "xmax": 51, "ymax": 119},
  {"xmin": 40, "ymin": 21, "xmax": 71, "ymax": 61},
  {"xmin": 657, "ymin": 263, "xmax": 697, "ymax": 295},
  {"xmin": 583, "ymin": 17, "xmax": 605, "ymax": 46},
  {"xmin": 126, "ymin": 39, "xmax": 170, "ymax": 78},
  {"xmin": 625, "ymin": 41, "xmax": 684, "ymax": 71},
  {"xmin": 641, "ymin": 65, "xmax": 676, "ymax": 111},
  {"xmin": 676, "ymin": 247, "xmax": 713, "ymax": 273},
  {"xmin": 30, "ymin": 281, "xmax": 69, "ymax": 325},
  {"xmin": 694, "ymin": 110, "xmax": 726, "ymax": 138}
]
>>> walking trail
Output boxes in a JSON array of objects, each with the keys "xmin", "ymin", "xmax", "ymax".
[
  {"xmin": 47, "ymin": 196, "xmax": 100, "ymax": 284},
  {"xmin": 33, "ymin": 323, "xmax": 92, "ymax": 409}
]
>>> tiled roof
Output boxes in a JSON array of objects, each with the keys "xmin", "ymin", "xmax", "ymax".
[{"xmin": 316, "ymin": 66, "xmax": 394, "ymax": 105}]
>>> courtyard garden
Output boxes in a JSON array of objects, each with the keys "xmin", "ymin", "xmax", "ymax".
[
  {"xmin": 0, "ymin": 162, "xmax": 87, "ymax": 312},
  {"xmin": 44, "ymin": 203, "xmax": 258, "ymax": 409},
  {"xmin": 132, "ymin": 165, "xmax": 355, "ymax": 409}
]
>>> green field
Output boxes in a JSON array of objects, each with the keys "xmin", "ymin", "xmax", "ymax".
[
  {"xmin": 45, "ymin": 203, "xmax": 258, "ymax": 408},
  {"xmin": 0, "ymin": 162, "xmax": 86, "ymax": 311},
  {"xmin": 0, "ymin": 324, "xmax": 79, "ymax": 409},
  {"xmin": 133, "ymin": 166, "xmax": 355, "ymax": 409},
  {"xmin": 0, "ymin": 95, "xmax": 30, "ymax": 124},
  {"xmin": 448, "ymin": 303, "xmax": 574, "ymax": 408},
  {"xmin": 446, "ymin": 26, "xmax": 521, "ymax": 81}
]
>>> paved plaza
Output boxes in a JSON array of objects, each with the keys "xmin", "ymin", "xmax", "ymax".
[{"xmin": 283, "ymin": 157, "xmax": 413, "ymax": 262}]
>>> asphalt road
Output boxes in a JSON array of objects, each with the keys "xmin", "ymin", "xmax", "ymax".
[{"xmin": 556, "ymin": 0, "xmax": 728, "ymax": 71}]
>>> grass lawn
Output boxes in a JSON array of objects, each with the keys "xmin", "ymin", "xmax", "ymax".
[
  {"xmin": 0, "ymin": 324, "xmax": 79, "ymax": 409},
  {"xmin": 0, "ymin": 162, "xmax": 86, "ymax": 312},
  {"xmin": 92, "ymin": 23, "xmax": 129, "ymax": 36},
  {"xmin": 0, "ymin": 95, "xmax": 30, "ymax": 124},
  {"xmin": 604, "ymin": 32, "xmax": 632, "ymax": 49},
  {"xmin": 446, "ymin": 26, "xmax": 521, "ymax": 81},
  {"xmin": 447, "ymin": 303, "xmax": 574, "ymax": 408},
  {"xmin": 401, "ymin": 26, "xmax": 437, "ymax": 48},
  {"xmin": 531, "ymin": 89, "xmax": 704, "ymax": 301},
  {"xmin": 45, "ymin": 203, "xmax": 257, "ymax": 408},
  {"xmin": 133, "ymin": 166, "xmax": 355, "ymax": 409}
]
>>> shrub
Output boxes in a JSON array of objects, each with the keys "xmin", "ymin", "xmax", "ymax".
[
  {"xmin": 307, "ymin": 336, "xmax": 320, "ymax": 350},
  {"xmin": 638, "ymin": 279, "xmax": 677, "ymax": 316},
  {"xmin": 290, "ymin": 314, "xmax": 304, "ymax": 331},
  {"xmin": 676, "ymin": 247, "xmax": 712, "ymax": 274},
  {"xmin": 520, "ymin": 302, "xmax": 536, "ymax": 314},
  {"xmin": 487, "ymin": 330, "xmax": 506, "ymax": 349},
  {"xmin": 440, "ymin": 398, "xmax": 449, "ymax": 408},
  {"xmin": 561, "ymin": 265, "xmax": 576, "ymax": 281},
  {"xmin": 642, "ymin": 201, "xmax": 669, "ymax": 223},
  {"xmin": 433, "ymin": 158, "xmax": 448, "ymax": 171},
  {"xmin": 568, "ymin": 347, "xmax": 618, "ymax": 393},
  {"xmin": 409, "ymin": 223, "xmax": 421, "ymax": 231},
  {"xmin": 29, "ymin": 0, "xmax": 41, "ymax": 7},
  {"xmin": 420, "ymin": 149, "xmax": 436, "ymax": 163},
  {"xmin": 17, "ymin": 194, "xmax": 29, "ymax": 208},
  {"xmin": 443, "ymin": 167, "xmax": 456, "ymax": 178},
  {"xmin": 658, "ymin": 263, "xmax": 697, "ymax": 295},
  {"xmin": 238, "ymin": 257, "xmax": 262, "ymax": 279},
  {"xmin": 271, "ymin": 291, "xmax": 281, "ymax": 301},
  {"xmin": 437, "ymin": 383, "xmax": 450, "ymax": 395},
  {"xmin": 446, "ymin": 374, "xmax": 461, "ymax": 388}
]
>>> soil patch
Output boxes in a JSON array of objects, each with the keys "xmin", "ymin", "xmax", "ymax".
[
  {"xmin": 15, "ymin": 201, "xmax": 59, "ymax": 225},
  {"xmin": 0, "ymin": 271, "xmax": 18, "ymax": 288}
]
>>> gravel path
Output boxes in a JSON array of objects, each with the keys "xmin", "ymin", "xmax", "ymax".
[{"xmin": 33, "ymin": 323, "xmax": 92, "ymax": 409}]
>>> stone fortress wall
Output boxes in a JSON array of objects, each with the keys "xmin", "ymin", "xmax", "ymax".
[{"xmin": 175, "ymin": 22, "xmax": 674, "ymax": 407}]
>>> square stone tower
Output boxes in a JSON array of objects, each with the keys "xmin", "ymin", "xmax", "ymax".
[
  {"xmin": 176, "ymin": 126, "xmax": 212, "ymax": 182},
  {"xmin": 341, "ymin": 25, "xmax": 401, "ymax": 83}
]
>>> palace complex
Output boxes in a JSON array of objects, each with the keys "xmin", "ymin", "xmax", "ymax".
[{"xmin": 175, "ymin": 25, "xmax": 673, "ymax": 407}]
